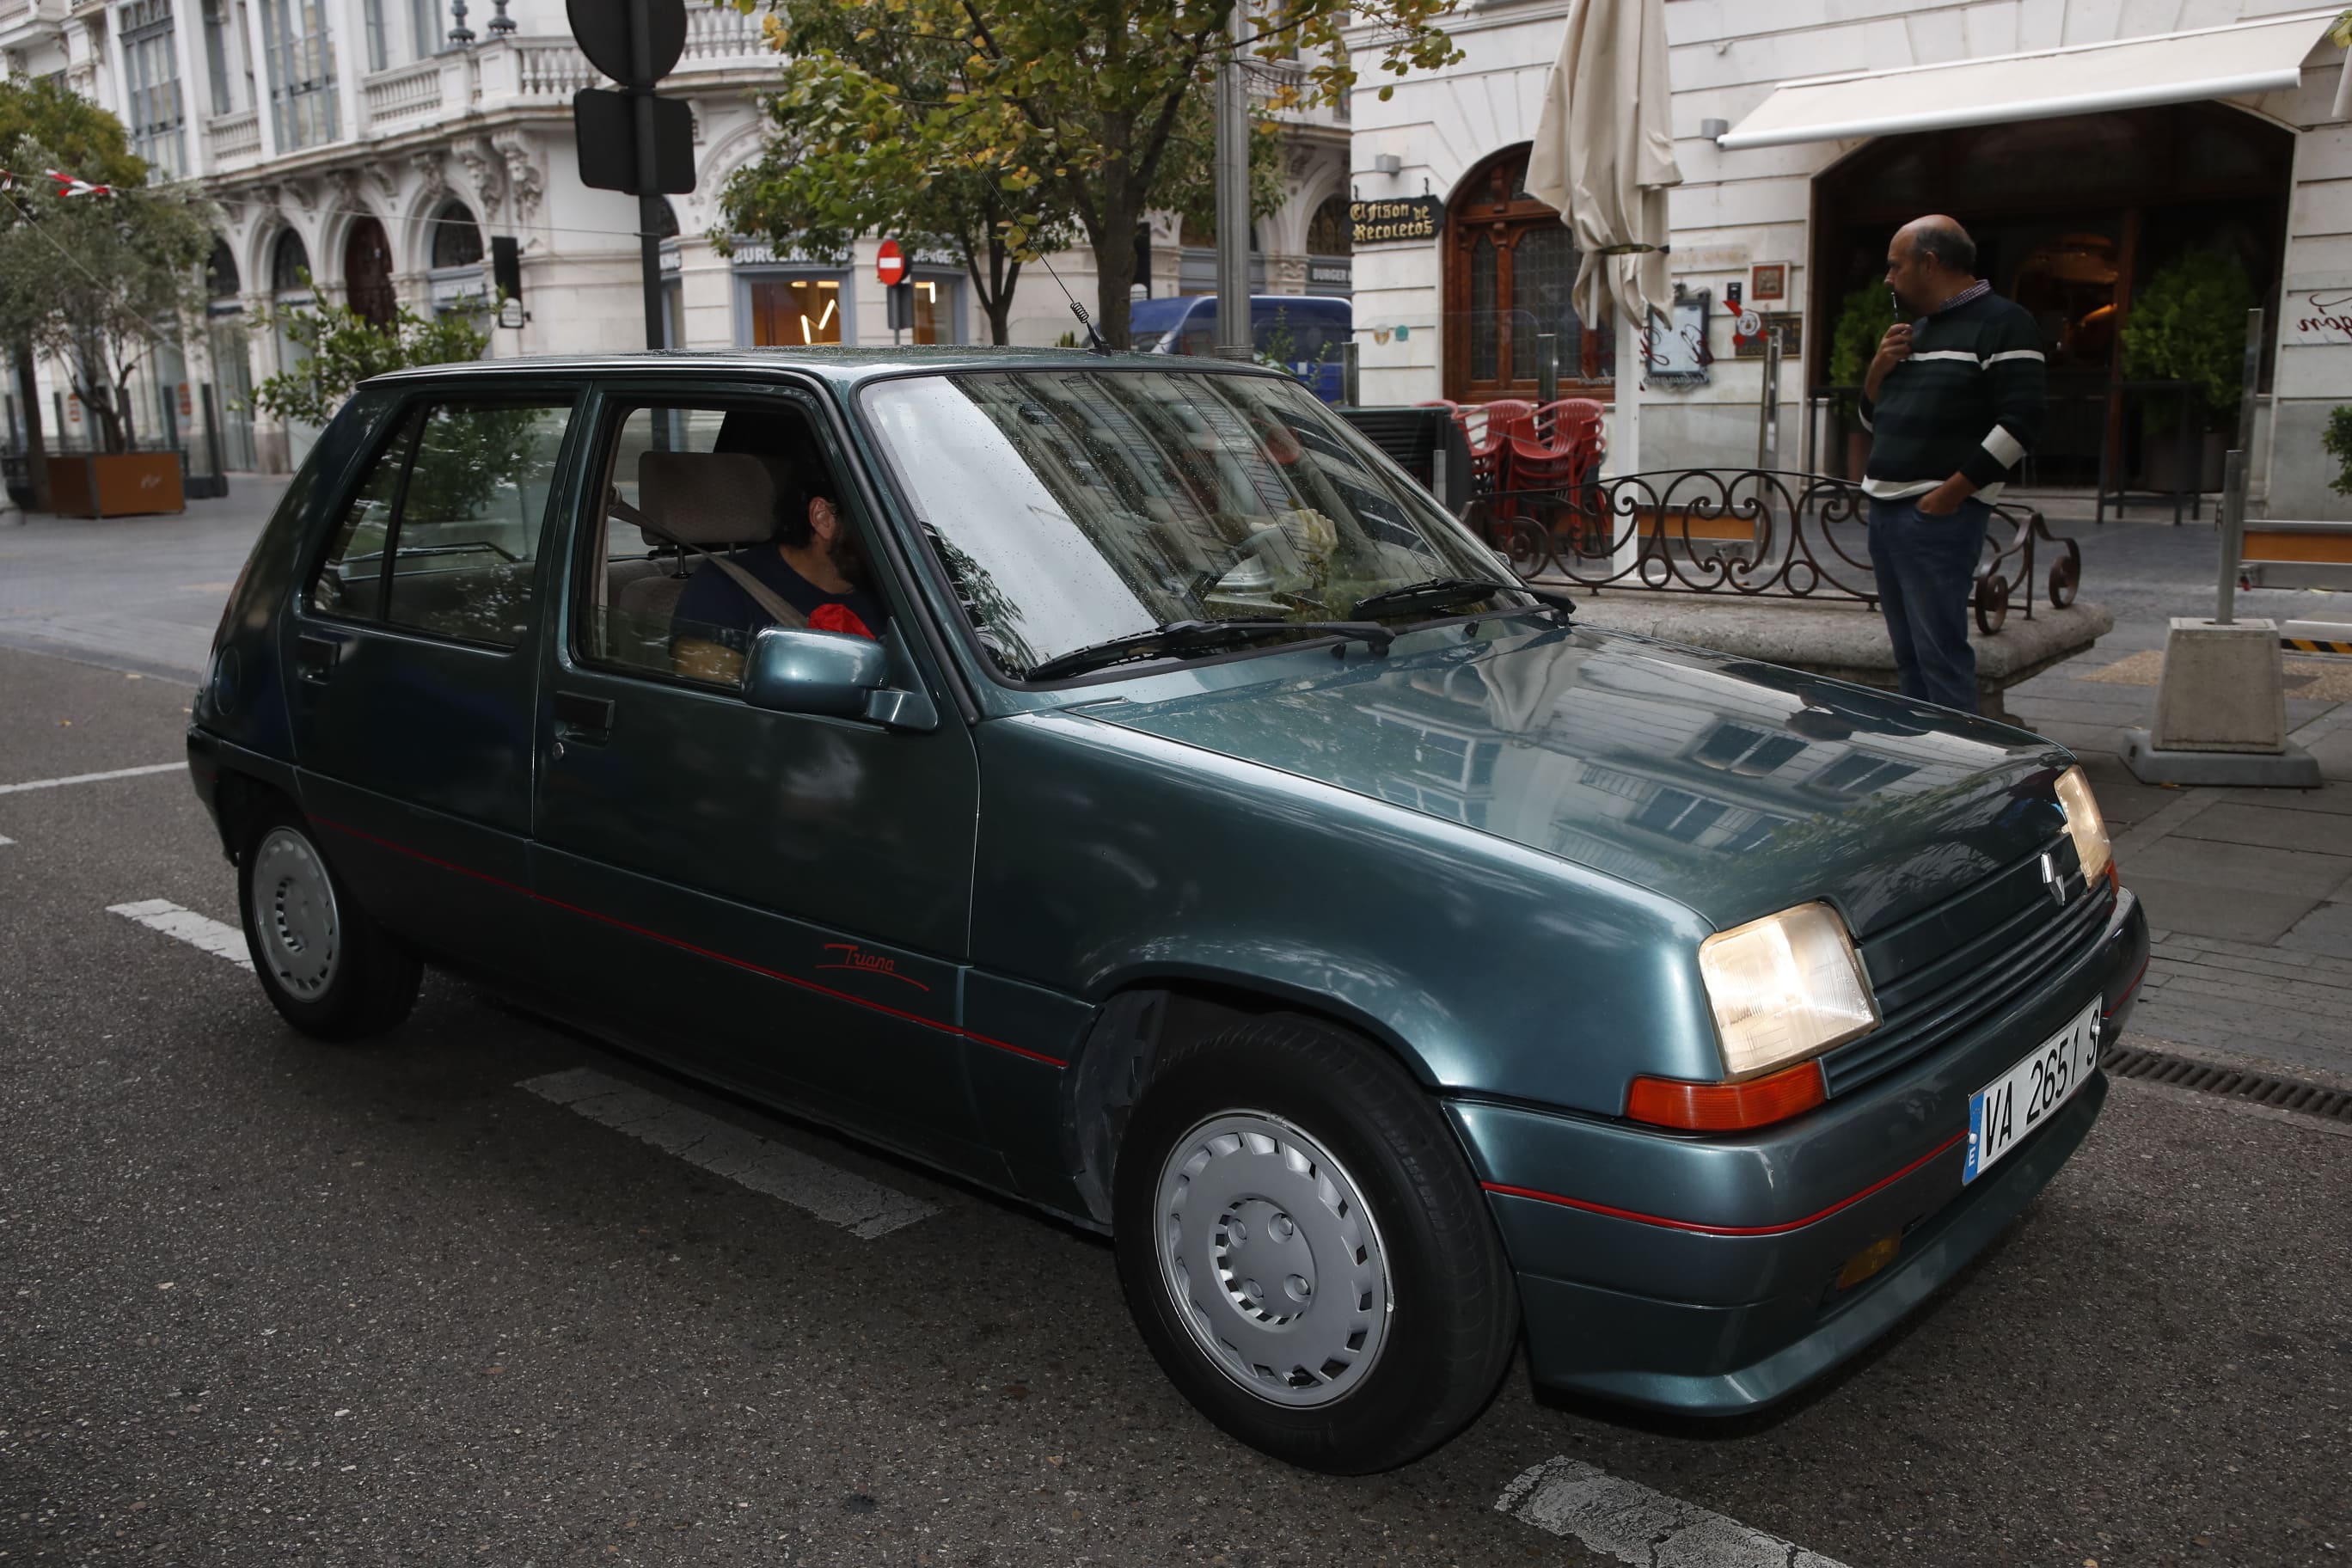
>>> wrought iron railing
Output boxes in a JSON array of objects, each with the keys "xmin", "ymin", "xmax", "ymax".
[{"xmin": 1467, "ymin": 468, "xmax": 2083, "ymax": 635}]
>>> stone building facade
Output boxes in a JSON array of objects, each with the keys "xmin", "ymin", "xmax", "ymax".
[{"xmin": 1344, "ymin": 0, "xmax": 2352, "ymax": 518}]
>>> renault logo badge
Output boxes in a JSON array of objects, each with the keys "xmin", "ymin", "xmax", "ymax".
[{"xmin": 2040, "ymin": 850, "xmax": 2067, "ymax": 907}]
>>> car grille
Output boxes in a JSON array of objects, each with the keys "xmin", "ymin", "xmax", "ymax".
[{"xmin": 1821, "ymin": 837, "xmax": 2113, "ymax": 1099}]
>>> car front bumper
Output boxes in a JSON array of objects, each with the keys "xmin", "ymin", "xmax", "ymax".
[{"xmin": 1452, "ymin": 885, "xmax": 2149, "ymax": 1415}]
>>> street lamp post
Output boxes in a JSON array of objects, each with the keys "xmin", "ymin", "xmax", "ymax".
[{"xmin": 1212, "ymin": 4, "xmax": 1251, "ymax": 362}]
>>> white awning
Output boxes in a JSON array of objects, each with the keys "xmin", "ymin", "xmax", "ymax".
[{"xmin": 1716, "ymin": 10, "xmax": 2338, "ymax": 150}]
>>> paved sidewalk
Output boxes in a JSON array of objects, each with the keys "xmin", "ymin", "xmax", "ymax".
[
  {"xmin": 0, "ymin": 478, "xmax": 291, "ymax": 681},
  {"xmin": 2000, "ymin": 517, "xmax": 2352, "ymax": 1088}
]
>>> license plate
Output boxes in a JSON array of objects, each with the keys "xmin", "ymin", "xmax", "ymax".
[{"xmin": 1963, "ymin": 999, "xmax": 2102, "ymax": 1184}]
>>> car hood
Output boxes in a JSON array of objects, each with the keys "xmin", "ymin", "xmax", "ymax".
[{"xmin": 1072, "ymin": 622, "xmax": 2073, "ymax": 936}]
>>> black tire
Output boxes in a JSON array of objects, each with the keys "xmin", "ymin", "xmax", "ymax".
[
  {"xmin": 1112, "ymin": 1014, "xmax": 1519, "ymax": 1473},
  {"xmin": 237, "ymin": 805, "xmax": 421, "ymax": 1041}
]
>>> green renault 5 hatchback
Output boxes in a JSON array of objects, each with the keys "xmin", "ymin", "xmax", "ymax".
[{"xmin": 188, "ymin": 349, "xmax": 2147, "ymax": 1473}]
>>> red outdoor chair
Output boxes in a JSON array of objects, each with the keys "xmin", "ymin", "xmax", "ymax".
[{"xmin": 1535, "ymin": 397, "xmax": 1605, "ymax": 447}]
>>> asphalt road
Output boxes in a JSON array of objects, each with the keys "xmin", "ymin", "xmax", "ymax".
[{"xmin": 3, "ymin": 646, "xmax": 2349, "ymax": 1568}]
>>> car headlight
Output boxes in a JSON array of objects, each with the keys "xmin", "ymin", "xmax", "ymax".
[
  {"xmin": 1697, "ymin": 902, "xmax": 1878, "ymax": 1080},
  {"xmin": 2054, "ymin": 765, "xmax": 2112, "ymax": 887}
]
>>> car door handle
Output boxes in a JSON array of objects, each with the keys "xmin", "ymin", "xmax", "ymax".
[
  {"xmin": 552, "ymin": 689, "xmax": 615, "ymax": 745},
  {"xmin": 294, "ymin": 632, "xmax": 346, "ymax": 683}
]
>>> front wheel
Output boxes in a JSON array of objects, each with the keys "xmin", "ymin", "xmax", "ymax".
[
  {"xmin": 1112, "ymin": 1014, "xmax": 1519, "ymax": 1473},
  {"xmin": 237, "ymin": 807, "xmax": 420, "ymax": 1041}
]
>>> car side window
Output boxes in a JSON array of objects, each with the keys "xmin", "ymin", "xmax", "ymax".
[
  {"xmin": 307, "ymin": 396, "xmax": 574, "ymax": 648},
  {"xmin": 577, "ymin": 397, "xmax": 841, "ymax": 689}
]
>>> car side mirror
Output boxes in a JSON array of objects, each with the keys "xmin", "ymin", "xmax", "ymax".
[{"xmin": 743, "ymin": 626, "xmax": 890, "ymax": 719}]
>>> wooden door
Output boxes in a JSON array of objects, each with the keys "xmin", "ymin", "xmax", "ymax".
[{"xmin": 1444, "ymin": 147, "xmax": 1612, "ymax": 403}]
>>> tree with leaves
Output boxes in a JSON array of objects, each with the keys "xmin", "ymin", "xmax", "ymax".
[
  {"xmin": 0, "ymin": 78, "xmax": 149, "ymax": 502},
  {"xmin": 722, "ymin": 18, "xmax": 1076, "ymax": 346},
  {"xmin": 0, "ymin": 150, "xmax": 213, "ymax": 456},
  {"xmin": 726, "ymin": 0, "xmax": 1456, "ymax": 347},
  {"xmin": 246, "ymin": 285, "xmax": 493, "ymax": 427}
]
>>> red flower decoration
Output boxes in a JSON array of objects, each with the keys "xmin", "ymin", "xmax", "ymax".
[{"xmin": 808, "ymin": 603, "xmax": 875, "ymax": 640}]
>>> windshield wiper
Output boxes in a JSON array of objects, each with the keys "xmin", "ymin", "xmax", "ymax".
[
  {"xmin": 1350, "ymin": 575, "xmax": 1576, "ymax": 622},
  {"xmin": 1025, "ymin": 617, "xmax": 1395, "ymax": 683}
]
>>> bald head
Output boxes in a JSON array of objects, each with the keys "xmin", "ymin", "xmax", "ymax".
[{"xmin": 1887, "ymin": 215, "xmax": 1978, "ymax": 314}]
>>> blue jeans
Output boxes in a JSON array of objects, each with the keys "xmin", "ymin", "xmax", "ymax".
[{"xmin": 1867, "ymin": 495, "xmax": 1991, "ymax": 713}]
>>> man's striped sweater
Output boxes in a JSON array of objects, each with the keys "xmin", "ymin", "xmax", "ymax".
[{"xmin": 1855, "ymin": 286, "xmax": 2047, "ymax": 504}]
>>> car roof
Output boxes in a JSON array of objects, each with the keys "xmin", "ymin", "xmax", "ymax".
[{"xmin": 360, "ymin": 345, "xmax": 1291, "ymax": 391}]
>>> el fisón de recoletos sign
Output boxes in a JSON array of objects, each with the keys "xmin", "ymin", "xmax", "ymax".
[{"xmin": 1350, "ymin": 196, "xmax": 1442, "ymax": 247}]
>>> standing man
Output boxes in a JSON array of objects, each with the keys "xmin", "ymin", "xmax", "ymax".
[{"xmin": 1858, "ymin": 215, "xmax": 2045, "ymax": 713}]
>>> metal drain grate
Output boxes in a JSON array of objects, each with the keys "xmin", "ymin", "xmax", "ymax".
[{"xmin": 2103, "ymin": 1044, "xmax": 2352, "ymax": 1124}]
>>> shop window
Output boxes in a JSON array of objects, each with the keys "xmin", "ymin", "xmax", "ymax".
[
  {"xmin": 270, "ymin": 229, "xmax": 310, "ymax": 293},
  {"xmin": 911, "ymin": 278, "xmax": 946, "ymax": 344},
  {"xmin": 1306, "ymin": 196, "xmax": 1351, "ymax": 257},
  {"xmin": 749, "ymin": 278, "xmax": 842, "ymax": 346},
  {"xmin": 430, "ymin": 199, "xmax": 483, "ymax": 269}
]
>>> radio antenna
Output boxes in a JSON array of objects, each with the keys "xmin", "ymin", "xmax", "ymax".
[{"xmin": 1038, "ymin": 252, "xmax": 1111, "ymax": 355}]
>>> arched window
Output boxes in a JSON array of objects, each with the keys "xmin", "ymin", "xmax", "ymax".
[
  {"xmin": 652, "ymin": 197, "xmax": 679, "ymax": 239},
  {"xmin": 206, "ymin": 237, "xmax": 239, "ymax": 300},
  {"xmin": 429, "ymin": 199, "xmax": 482, "ymax": 269},
  {"xmin": 1306, "ymin": 195, "xmax": 1351, "ymax": 257},
  {"xmin": 270, "ymin": 229, "xmax": 310, "ymax": 295}
]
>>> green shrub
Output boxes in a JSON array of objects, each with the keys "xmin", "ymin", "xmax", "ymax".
[
  {"xmin": 2324, "ymin": 406, "xmax": 2352, "ymax": 497},
  {"xmin": 1828, "ymin": 283, "xmax": 1898, "ymax": 411},
  {"xmin": 2120, "ymin": 249, "xmax": 2259, "ymax": 429}
]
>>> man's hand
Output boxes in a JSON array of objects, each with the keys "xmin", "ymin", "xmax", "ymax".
[
  {"xmin": 1864, "ymin": 322, "xmax": 1912, "ymax": 401},
  {"xmin": 1914, "ymin": 475, "xmax": 1978, "ymax": 517}
]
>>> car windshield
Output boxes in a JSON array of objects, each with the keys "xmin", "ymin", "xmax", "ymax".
[{"xmin": 861, "ymin": 369, "xmax": 1512, "ymax": 679}]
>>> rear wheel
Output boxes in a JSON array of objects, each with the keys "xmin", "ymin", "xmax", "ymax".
[
  {"xmin": 237, "ymin": 807, "xmax": 420, "ymax": 1040},
  {"xmin": 1112, "ymin": 1014, "xmax": 1518, "ymax": 1473}
]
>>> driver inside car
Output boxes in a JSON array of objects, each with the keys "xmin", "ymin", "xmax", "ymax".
[{"xmin": 671, "ymin": 471, "xmax": 892, "ymax": 685}]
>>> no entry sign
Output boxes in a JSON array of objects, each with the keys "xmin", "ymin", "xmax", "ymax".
[{"xmin": 876, "ymin": 240, "xmax": 906, "ymax": 287}]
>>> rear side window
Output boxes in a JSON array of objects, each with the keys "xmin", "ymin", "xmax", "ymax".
[{"xmin": 308, "ymin": 397, "xmax": 574, "ymax": 647}]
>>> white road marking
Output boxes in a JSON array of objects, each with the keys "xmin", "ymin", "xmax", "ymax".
[
  {"xmin": 521, "ymin": 1068, "xmax": 937, "ymax": 1240},
  {"xmin": 0, "ymin": 835, "xmax": 13, "ymax": 846},
  {"xmin": 107, "ymin": 898, "xmax": 254, "ymax": 971},
  {"xmin": 0, "ymin": 762, "xmax": 181, "ymax": 794},
  {"xmin": 1497, "ymin": 1458, "xmax": 1853, "ymax": 1568}
]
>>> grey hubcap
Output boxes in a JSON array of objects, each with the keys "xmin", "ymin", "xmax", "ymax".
[
  {"xmin": 1153, "ymin": 1112, "xmax": 1391, "ymax": 1408},
  {"xmin": 252, "ymin": 826, "xmax": 340, "ymax": 998}
]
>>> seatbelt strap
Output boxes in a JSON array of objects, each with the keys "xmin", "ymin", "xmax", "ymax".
[{"xmin": 617, "ymin": 497, "xmax": 810, "ymax": 631}]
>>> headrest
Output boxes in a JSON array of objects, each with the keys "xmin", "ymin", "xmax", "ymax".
[{"xmin": 636, "ymin": 450, "xmax": 782, "ymax": 547}]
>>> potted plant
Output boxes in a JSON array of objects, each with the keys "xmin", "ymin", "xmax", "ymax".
[
  {"xmin": 2119, "ymin": 248, "xmax": 2259, "ymax": 493},
  {"xmin": 0, "ymin": 138, "xmax": 213, "ymax": 517},
  {"xmin": 1827, "ymin": 282, "xmax": 1897, "ymax": 481}
]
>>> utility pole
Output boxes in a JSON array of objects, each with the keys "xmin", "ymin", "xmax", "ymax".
[
  {"xmin": 627, "ymin": 0, "xmax": 665, "ymax": 351},
  {"xmin": 1212, "ymin": 3, "xmax": 1252, "ymax": 361}
]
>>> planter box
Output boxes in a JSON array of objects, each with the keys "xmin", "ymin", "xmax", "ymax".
[{"xmin": 46, "ymin": 452, "xmax": 185, "ymax": 518}]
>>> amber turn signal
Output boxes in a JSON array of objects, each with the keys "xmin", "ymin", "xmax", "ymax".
[
  {"xmin": 1626, "ymin": 1060, "xmax": 1828, "ymax": 1132},
  {"xmin": 1835, "ymin": 1234, "xmax": 1902, "ymax": 1290}
]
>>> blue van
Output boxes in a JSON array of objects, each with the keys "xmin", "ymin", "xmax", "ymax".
[{"xmin": 1127, "ymin": 294, "xmax": 1351, "ymax": 402}]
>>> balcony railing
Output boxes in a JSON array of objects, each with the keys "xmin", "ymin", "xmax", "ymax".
[
  {"xmin": 681, "ymin": 5, "xmax": 765, "ymax": 62},
  {"xmin": 515, "ymin": 40, "xmax": 597, "ymax": 97},
  {"xmin": 363, "ymin": 58, "xmax": 444, "ymax": 128},
  {"xmin": 1249, "ymin": 58, "xmax": 1347, "ymax": 126},
  {"xmin": 204, "ymin": 108, "xmax": 261, "ymax": 168},
  {"xmin": 1473, "ymin": 469, "xmax": 2083, "ymax": 634}
]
